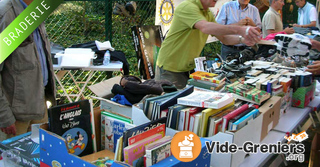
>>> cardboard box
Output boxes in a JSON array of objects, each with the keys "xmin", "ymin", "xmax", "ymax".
[
  {"xmin": 89, "ymin": 76, "xmax": 132, "ymax": 118},
  {"xmin": 39, "ymin": 108, "xmax": 115, "ymax": 167},
  {"xmin": 292, "ymin": 81, "xmax": 315, "ymax": 108},
  {"xmin": 259, "ymin": 96, "xmax": 281, "ymax": 141},
  {"xmin": 132, "ymin": 96, "xmax": 282, "ymax": 167},
  {"xmin": 151, "ymin": 138, "xmax": 211, "ymax": 167}
]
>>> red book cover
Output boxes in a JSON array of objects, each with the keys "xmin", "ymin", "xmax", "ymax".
[
  {"xmin": 221, "ymin": 104, "xmax": 249, "ymax": 132},
  {"xmin": 185, "ymin": 107, "xmax": 204, "ymax": 130},
  {"xmin": 128, "ymin": 124, "xmax": 165, "ymax": 145}
]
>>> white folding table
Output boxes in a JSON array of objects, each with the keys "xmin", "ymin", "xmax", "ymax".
[{"xmin": 53, "ymin": 61, "xmax": 123, "ymax": 103}]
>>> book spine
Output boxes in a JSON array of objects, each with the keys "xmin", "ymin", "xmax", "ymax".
[
  {"xmin": 145, "ymin": 150, "xmax": 152, "ymax": 167},
  {"xmin": 124, "ymin": 149, "xmax": 129, "ymax": 164},
  {"xmin": 189, "ymin": 115, "xmax": 195, "ymax": 131}
]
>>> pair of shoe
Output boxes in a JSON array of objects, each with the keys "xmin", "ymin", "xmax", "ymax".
[
  {"xmin": 113, "ymin": 1, "xmax": 137, "ymax": 16},
  {"xmin": 274, "ymin": 33, "xmax": 312, "ymax": 57}
]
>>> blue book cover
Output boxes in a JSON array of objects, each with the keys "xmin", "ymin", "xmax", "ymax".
[
  {"xmin": 0, "ymin": 132, "xmax": 40, "ymax": 166},
  {"xmin": 150, "ymin": 138, "xmax": 211, "ymax": 167},
  {"xmin": 232, "ymin": 109, "xmax": 259, "ymax": 130}
]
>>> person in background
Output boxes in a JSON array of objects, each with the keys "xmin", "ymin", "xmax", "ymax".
[
  {"xmin": 306, "ymin": 40, "xmax": 320, "ymax": 74},
  {"xmin": 292, "ymin": 0, "xmax": 317, "ymax": 28},
  {"xmin": 262, "ymin": 0, "xmax": 295, "ymax": 38},
  {"xmin": 216, "ymin": 0, "xmax": 261, "ymax": 60},
  {"xmin": 0, "ymin": 0, "xmax": 56, "ymax": 139},
  {"xmin": 155, "ymin": 0, "xmax": 261, "ymax": 89}
]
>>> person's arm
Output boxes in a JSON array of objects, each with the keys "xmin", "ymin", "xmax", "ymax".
[
  {"xmin": 311, "ymin": 39, "xmax": 320, "ymax": 50},
  {"xmin": 267, "ymin": 27, "xmax": 294, "ymax": 35},
  {"xmin": 306, "ymin": 40, "xmax": 320, "ymax": 75},
  {"xmin": 194, "ymin": 20, "xmax": 261, "ymax": 43},
  {"xmin": 293, "ymin": 21, "xmax": 316, "ymax": 28},
  {"xmin": 306, "ymin": 61, "xmax": 320, "ymax": 74},
  {"xmin": 215, "ymin": 35, "xmax": 256, "ymax": 46}
]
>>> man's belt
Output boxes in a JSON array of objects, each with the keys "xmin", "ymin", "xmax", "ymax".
[{"xmin": 223, "ymin": 44, "xmax": 246, "ymax": 50}]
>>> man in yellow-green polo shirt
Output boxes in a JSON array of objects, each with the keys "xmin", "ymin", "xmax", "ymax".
[{"xmin": 155, "ymin": 0, "xmax": 261, "ymax": 89}]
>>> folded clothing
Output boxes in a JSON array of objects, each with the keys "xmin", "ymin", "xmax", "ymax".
[{"xmin": 111, "ymin": 76, "xmax": 177, "ymax": 104}]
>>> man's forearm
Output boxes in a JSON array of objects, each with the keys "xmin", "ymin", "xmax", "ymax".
[{"xmin": 195, "ymin": 21, "xmax": 244, "ymax": 36}]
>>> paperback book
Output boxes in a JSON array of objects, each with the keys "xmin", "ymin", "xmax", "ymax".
[
  {"xmin": 177, "ymin": 90, "xmax": 233, "ymax": 109},
  {"xmin": 145, "ymin": 136, "xmax": 172, "ymax": 167}
]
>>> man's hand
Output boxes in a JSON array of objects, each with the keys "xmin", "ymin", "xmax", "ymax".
[
  {"xmin": 292, "ymin": 23, "xmax": 300, "ymax": 27},
  {"xmin": 242, "ymin": 37, "xmax": 256, "ymax": 46},
  {"xmin": 245, "ymin": 17, "xmax": 255, "ymax": 27},
  {"xmin": 306, "ymin": 61, "xmax": 320, "ymax": 75},
  {"xmin": 1, "ymin": 124, "xmax": 16, "ymax": 135},
  {"xmin": 284, "ymin": 27, "xmax": 295, "ymax": 34},
  {"xmin": 238, "ymin": 18, "xmax": 247, "ymax": 26},
  {"xmin": 241, "ymin": 26, "xmax": 261, "ymax": 43}
]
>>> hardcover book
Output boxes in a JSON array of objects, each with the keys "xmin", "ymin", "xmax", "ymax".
[
  {"xmin": 131, "ymin": 25, "xmax": 163, "ymax": 79},
  {"xmin": 123, "ymin": 134, "xmax": 163, "ymax": 166},
  {"xmin": 221, "ymin": 104, "xmax": 249, "ymax": 132},
  {"xmin": 207, "ymin": 107, "xmax": 235, "ymax": 136},
  {"xmin": 103, "ymin": 114, "xmax": 135, "ymax": 152},
  {"xmin": 101, "ymin": 111, "xmax": 133, "ymax": 150},
  {"xmin": 48, "ymin": 99, "xmax": 96, "ymax": 156},
  {"xmin": 191, "ymin": 112, "xmax": 202, "ymax": 135},
  {"xmin": 185, "ymin": 107, "xmax": 204, "ymax": 131},
  {"xmin": 199, "ymin": 102, "xmax": 235, "ymax": 137},
  {"xmin": 144, "ymin": 92, "xmax": 178, "ymax": 119},
  {"xmin": 228, "ymin": 107, "xmax": 256, "ymax": 131},
  {"xmin": 166, "ymin": 104, "xmax": 188, "ymax": 130},
  {"xmin": 177, "ymin": 90, "xmax": 234, "ymax": 109},
  {"xmin": 231, "ymin": 109, "xmax": 260, "ymax": 131}
]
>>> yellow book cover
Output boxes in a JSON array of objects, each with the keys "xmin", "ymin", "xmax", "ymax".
[
  {"xmin": 199, "ymin": 101, "xmax": 235, "ymax": 137},
  {"xmin": 189, "ymin": 71, "xmax": 220, "ymax": 83}
]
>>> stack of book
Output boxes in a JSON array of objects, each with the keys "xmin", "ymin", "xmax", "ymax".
[
  {"xmin": 118, "ymin": 117, "xmax": 169, "ymax": 166},
  {"xmin": 187, "ymin": 71, "xmax": 226, "ymax": 91},
  {"xmin": 225, "ymin": 81, "xmax": 270, "ymax": 105},
  {"xmin": 177, "ymin": 88, "xmax": 234, "ymax": 109},
  {"xmin": 142, "ymin": 86, "xmax": 194, "ymax": 121},
  {"xmin": 221, "ymin": 104, "xmax": 260, "ymax": 132}
]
